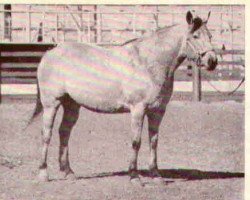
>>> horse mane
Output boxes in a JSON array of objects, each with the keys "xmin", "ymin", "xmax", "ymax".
[
  {"xmin": 155, "ymin": 24, "xmax": 178, "ymax": 33},
  {"xmin": 121, "ymin": 24, "xmax": 178, "ymax": 46},
  {"xmin": 121, "ymin": 38, "xmax": 139, "ymax": 46}
]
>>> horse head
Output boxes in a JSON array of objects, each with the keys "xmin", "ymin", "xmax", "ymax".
[{"xmin": 185, "ymin": 10, "xmax": 218, "ymax": 71}]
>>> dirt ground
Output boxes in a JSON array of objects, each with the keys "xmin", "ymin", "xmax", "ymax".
[{"xmin": 0, "ymin": 100, "xmax": 244, "ymax": 200}]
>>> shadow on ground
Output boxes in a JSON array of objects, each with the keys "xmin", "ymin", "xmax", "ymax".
[{"xmin": 75, "ymin": 169, "xmax": 244, "ymax": 181}]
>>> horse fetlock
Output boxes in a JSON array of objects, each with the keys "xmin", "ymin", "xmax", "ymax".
[
  {"xmin": 42, "ymin": 137, "xmax": 51, "ymax": 144},
  {"xmin": 132, "ymin": 140, "xmax": 141, "ymax": 151},
  {"xmin": 150, "ymin": 140, "xmax": 158, "ymax": 150},
  {"xmin": 41, "ymin": 132, "xmax": 52, "ymax": 144},
  {"xmin": 59, "ymin": 160, "xmax": 70, "ymax": 171}
]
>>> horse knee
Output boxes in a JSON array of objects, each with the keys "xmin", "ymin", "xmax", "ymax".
[{"xmin": 59, "ymin": 160, "xmax": 68, "ymax": 171}]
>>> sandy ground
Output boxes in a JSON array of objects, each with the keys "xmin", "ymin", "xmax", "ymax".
[{"xmin": 0, "ymin": 101, "xmax": 244, "ymax": 200}]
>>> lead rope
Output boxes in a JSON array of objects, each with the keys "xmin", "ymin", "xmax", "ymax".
[
  {"xmin": 201, "ymin": 66, "xmax": 245, "ymax": 95},
  {"xmin": 186, "ymin": 37, "xmax": 245, "ymax": 95}
]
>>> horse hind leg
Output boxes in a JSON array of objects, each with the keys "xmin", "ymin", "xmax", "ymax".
[
  {"xmin": 58, "ymin": 95, "xmax": 80, "ymax": 180},
  {"xmin": 38, "ymin": 99, "xmax": 60, "ymax": 182}
]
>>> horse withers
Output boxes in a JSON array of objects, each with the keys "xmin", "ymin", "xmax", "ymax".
[{"xmin": 30, "ymin": 10, "xmax": 217, "ymax": 186}]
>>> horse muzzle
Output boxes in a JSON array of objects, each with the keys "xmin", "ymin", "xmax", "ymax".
[
  {"xmin": 206, "ymin": 56, "xmax": 218, "ymax": 71},
  {"xmin": 199, "ymin": 50, "xmax": 218, "ymax": 71}
]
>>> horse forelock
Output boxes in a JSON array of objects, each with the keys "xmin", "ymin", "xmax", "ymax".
[{"xmin": 191, "ymin": 17, "xmax": 203, "ymax": 32}]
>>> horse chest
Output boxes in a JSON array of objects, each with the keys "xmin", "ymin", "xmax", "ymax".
[{"xmin": 146, "ymin": 78, "xmax": 174, "ymax": 109}]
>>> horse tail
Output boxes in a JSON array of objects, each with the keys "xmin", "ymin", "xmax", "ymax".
[{"xmin": 25, "ymin": 80, "xmax": 43, "ymax": 128}]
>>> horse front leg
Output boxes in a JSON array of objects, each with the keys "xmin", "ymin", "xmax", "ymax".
[
  {"xmin": 128, "ymin": 103, "xmax": 145, "ymax": 186},
  {"xmin": 147, "ymin": 108, "xmax": 166, "ymax": 185}
]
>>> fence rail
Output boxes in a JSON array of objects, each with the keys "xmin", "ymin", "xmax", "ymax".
[{"xmin": 0, "ymin": 6, "xmax": 245, "ymax": 46}]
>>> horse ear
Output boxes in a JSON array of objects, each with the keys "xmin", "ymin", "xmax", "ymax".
[
  {"xmin": 206, "ymin": 11, "xmax": 211, "ymax": 22},
  {"xmin": 186, "ymin": 11, "xmax": 193, "ymax": 25}
]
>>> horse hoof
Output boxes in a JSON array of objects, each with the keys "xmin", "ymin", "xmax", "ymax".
[
  {"xmin": 130, "ymin": 177, "xmax": 144, "ymax": 187},
  {"xmin": 38, "ymin": 170, "xmax": 49, "ymax": 182},
  {"xmin": 65, "ymin": 172, "xmax": 76, "ymax": 181},
  {"xmin": 152, "ymin": 177, "xmax": 166, "ymax": 186}
]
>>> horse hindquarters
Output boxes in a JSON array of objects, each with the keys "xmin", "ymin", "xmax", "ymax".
[{"xmin": 37, "ymin": 54, "xmax": 64, "ymax": 181}]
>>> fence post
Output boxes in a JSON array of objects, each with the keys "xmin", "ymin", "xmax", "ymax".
[
  {"xmin": 4, "ymin": 4, "xmax": 12, "ymax": 41},
  {"xmin": 0, "ymin": 50, "xmax": 1, "ymax": 103},
  {"xmin": 26, "ymin": 6, "xmax": 31, "ymax": 42},
  {"xmin": 132, "ymin": 6, "xmax": 136, "ymax": 34},
  {"xmin": 192, "ymin": 64, "xmax": 201, "ymax": 101},
  {"xmin": 37, "ymin": 22, "xmax": 43, "ymax": 42},
  {"xmin": 94, "ymin": 5, "xmax": 97, "ymax": 43},
  {"xmin": 97, "ymin": 12, "xmax": 102, "ymax": 44},
  {"xmin": 87, "ymin": 13, "xmax": 91, "ymax": 43}
]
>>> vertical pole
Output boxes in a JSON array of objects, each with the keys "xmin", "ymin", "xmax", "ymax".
[
  {"xmin": 94, "ymin": 5, "xmax": 98, "ymax": 43},
  {"xmin": 192, "ymin": 64, "xmax": 201, "ymax": 101},
  {"xmin": 78, "ymin": 5, "xmax": 83, "ymax": 43},
  {"xmin": 0, "ymin": 50, "xmax": 1, "ymax": 104},
  {"xmin": 154, "ymin": 5, "xmax": 159, "ymax": 29},
  {"xmin": 26, "ymin": 6, "xmax": 31, "ymax": 42},
  {"xmin": 97, "ymin": 11, "xmax": 102, "ymax": 44},
  {"xmin": 42, "ymin": 11, "xmax": 45, "ymax": 42},
  {"xmin": 220, "ymin": 12, "xmax": 223, "ymax": 70},
  {"xmin": 4, "ymin": 4, "xmax": 12, "ymax": 41},
  {"xmin": 63, "ymin": 7, "xmax": 66, "ymax": 42},
  {"xmin": 37, "ymin": 22, "xmax": 43, "ymax": 42},
  {"xmin": 231, "ymin": 6, "xmax": 234, "ymax": 69},
  {"xmin": 87, "ymin": 13, "xmax": 91, "ymax": 43},
  {"xmin": 56, "ymin": 14, "xmax": 59, "ymax": 43},
  {"xmin": 132, "ymin": 6, "xmax": 136, "ymax": 35}
]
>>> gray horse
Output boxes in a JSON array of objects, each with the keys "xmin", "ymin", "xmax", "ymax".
[{"xmin": 31, "ymin": 10, "xmax": 217, "ymax": 185}]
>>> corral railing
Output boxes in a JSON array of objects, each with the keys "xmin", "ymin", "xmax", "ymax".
[
  {"xmin": 0, "ymin": 43, "xmax": 245, "ymax": 103},
  {"xmin": 0, "ymin": 5, "xmax": 245, "ymax": 47},
  {"xmin": 0, "ymin": 43, "xmax": 55, "ymax": 102}
]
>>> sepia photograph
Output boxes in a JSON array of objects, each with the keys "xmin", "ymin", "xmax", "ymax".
[{"xmin": 0, "ymin": 3, "xmax": 245, "ymax": 200}]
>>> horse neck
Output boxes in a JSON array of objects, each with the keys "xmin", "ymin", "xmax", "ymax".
[
  {"xmin": 163, "ymin": 25, "xmax": 188, "ymax": 73},
  {"xmin": 137, "ymin": 24, "xmax": 188, "ymax": 83}
]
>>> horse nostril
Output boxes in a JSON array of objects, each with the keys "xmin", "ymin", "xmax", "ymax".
[{"xmin": 207, "ymin": 57, "xmax": 217, "ymax": 71}]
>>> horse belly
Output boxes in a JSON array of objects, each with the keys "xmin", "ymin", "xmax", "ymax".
[{"xmin": 65, "ymin": 77, "xmax": 127, "ymax": 112}]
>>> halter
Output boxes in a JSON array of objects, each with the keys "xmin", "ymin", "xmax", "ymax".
[{"xmin": 186, "ymin": 39, "xmax": 213, "ymax": 66}]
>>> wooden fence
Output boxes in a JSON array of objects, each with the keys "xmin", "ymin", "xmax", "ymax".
[
  {"xmin": 0, "ymin": 43, "xmax": 55, "ymax": 102},
  {"xmin": 0, "ymin": 6, "xmax": 245, "ymax": 48}
]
